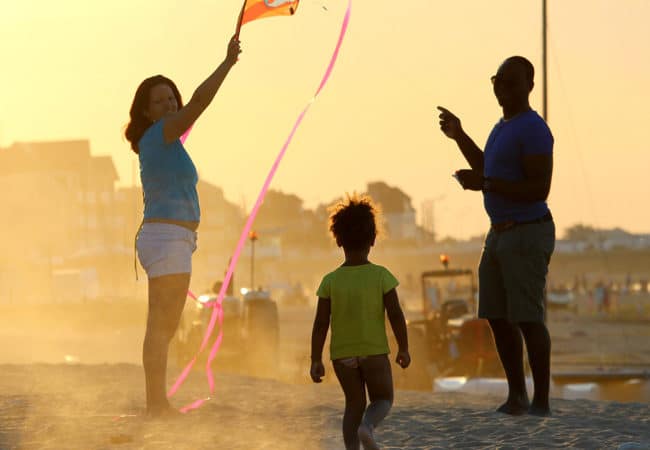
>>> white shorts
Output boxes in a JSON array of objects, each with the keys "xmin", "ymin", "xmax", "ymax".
[{"xmin": 136, "ymin": 223, "xmax": 197, "ymax": 279}]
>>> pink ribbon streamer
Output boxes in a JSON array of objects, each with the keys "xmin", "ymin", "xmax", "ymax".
[
  {"xmin": 169, "ymin": 0, "xmax": 352, "ymax": 413},
  {"xmin": 180, "ymin": 125, "xmax": 193, "ymax": 145}
]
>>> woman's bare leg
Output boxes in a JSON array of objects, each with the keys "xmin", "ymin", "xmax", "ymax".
[{"xmin": 143, "ymin": 273, "xmax": 190, "ymax": 415}]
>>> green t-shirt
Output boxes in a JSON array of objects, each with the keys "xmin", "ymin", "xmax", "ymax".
[{"xmin": 317, "ymin": 263, "xmax": 399, "ymax": 360}]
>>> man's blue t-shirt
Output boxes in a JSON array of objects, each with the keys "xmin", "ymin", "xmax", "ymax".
[
  {"xmin": 138, "ymin": 120, "xmax": 200, "ymax": 222},
  {"xmin": 483, "ymin": 110, "xmax": 553, "ymax": 224}
]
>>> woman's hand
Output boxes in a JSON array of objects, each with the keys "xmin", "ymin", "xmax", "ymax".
[{"xmin": 225, "ymin": 35, "xmax": 242, "ymax": 66}]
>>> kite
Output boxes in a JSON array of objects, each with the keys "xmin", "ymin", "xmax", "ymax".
[{"xmin": 240, "ymin": 0, "xmax": 300, "ymax": 27}]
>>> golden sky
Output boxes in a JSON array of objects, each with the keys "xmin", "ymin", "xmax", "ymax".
[{"xmin": 2, "ymin": 0, "xmax": 649, "ymax": 239}]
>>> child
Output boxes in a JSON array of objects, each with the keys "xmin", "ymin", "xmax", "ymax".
[{"xmin": 310, "ymin": 194, "xmax": 410, "ymax": 450}]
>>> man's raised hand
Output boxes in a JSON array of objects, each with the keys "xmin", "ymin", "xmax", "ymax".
[{"xmin": 437, "ymin": 106, "xmax": 463, "ymax": 140}]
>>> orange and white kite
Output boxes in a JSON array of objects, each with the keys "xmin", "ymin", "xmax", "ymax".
[{"xmin": 240, "ymin": 0, "xmax": 300, "ymax": 26}]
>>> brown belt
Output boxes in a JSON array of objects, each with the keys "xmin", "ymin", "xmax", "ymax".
[
  {"xmin": 143, "ymin": 218, "xmax": 199, "ymax": 232},
  {"xmin": 491, "ymin": 211, "xmax": 552, "ymax": 233}
]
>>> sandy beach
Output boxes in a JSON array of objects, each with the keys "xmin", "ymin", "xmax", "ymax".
[
  {"xmin": 1, "ymin": 301, "xmax": 649, "ymax": 449},
  {"xmin": 0, "ymin": 363, "xmax": 649, "ymax": 450}
]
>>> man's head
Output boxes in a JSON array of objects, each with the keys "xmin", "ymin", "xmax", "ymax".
[{"xmin": 491, "ymin": 56, "xmax": 534, "ymax": 114}]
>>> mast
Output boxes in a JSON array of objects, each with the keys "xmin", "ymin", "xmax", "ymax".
[{"xmin": 542, "ymin": 0, "xmax": 548, "ymax": 122}]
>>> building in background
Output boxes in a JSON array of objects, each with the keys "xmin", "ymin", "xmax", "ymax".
[
  {"xmin": 0, "ymin": 140, "xmax": 119, "ymax": 302},
  {"xmin": 367, "ymin": 181, "xmax": 418, "ymax": 242}
]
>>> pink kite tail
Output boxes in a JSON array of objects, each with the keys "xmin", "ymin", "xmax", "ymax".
[
  {"xmin": 205, "ymin": 328, "xmax": 224, "ymax": 393},
  {"xmin": 179, "ymin": 397, "xmax": 210, "ymax": 414},
  {"xmin": 167, "ymin": 289, "xmax": 222, "ymax": 397},
  {"xmin": 173, "ymin": 0, "xmax": 352, "ymax": 412},
  {"xmin": 314, "ymin": 0, "xmax": 351, "ymax": 98},
  {"xmin": 167, "ymin": 355, "xmax": 197, "ymax": 397},
  {"xmin": 180, "ymin": 125, "xmax": 193, "ymax": 144}
]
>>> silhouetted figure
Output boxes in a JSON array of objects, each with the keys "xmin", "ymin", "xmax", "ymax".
[
  {"xmin": 212, "ymin": 281, "xmax": 224, "ymax": 295},
  {"xmin": 437, "ymin": 56, "xmax": 555, "ymax": 417},
  {"xmin": 624, "ymin": 273, "xmax": 632, "ymax": 295},
  {"xmin": 310, "ymin": 195, "xmax": 410, "ymax": 449},
  {"xmin": 226, "ymin": 257, "xmax": 235, "ymax": 296},
  {"xmin": 594, "ymin": 280, "xmax": 606, "ymax": 314},
  {"xmin": 125, "ymin": 36, "xmax": 241, "ymax": 417}
]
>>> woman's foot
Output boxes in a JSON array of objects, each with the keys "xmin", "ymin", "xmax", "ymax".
[
  {"xmin": 146, "ymin": 402, "xmax": 180, "ymax": 419},
  {"xmin": 358, "ymin": 423, "xmax": 380, "ymax": 450}
]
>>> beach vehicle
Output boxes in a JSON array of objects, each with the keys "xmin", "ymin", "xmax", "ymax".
[
  {"xmin": 172, "ymin": 288, "xmax": 279, "ymax": 375},
  {"xmin": 240, "ymin": 289, "xmax": 280, "ymax": 376},
  {"xmin": 273, "ymin": 282, "xmax": 309, "ymax": 306},
  {"xmin": 172, "ymin": 292, "xmax": 243, "ymax": 367},
  {"xmin": 546, "ymin": 286, "xmax": 576, "ymax": 311},
  {"xmin": 392, "ymin": 256, "xmax": 502, "ymax": 390}
]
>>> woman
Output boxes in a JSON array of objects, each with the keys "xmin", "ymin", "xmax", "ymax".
[{"xmin": 124, "ymin": 36, "xmax": 241, "ymax": 416}]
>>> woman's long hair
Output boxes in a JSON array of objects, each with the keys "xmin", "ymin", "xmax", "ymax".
[{"xmin": 124, "ymin": 75, "xmax": 183, "ymax": 154}]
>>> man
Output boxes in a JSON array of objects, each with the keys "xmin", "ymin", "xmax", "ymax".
[{"xmin": 437, "ymin": 56, "xmax": 555, "ymax": 416}]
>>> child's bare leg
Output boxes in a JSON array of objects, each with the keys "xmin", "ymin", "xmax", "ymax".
[
  {"xmin": 333, "ymin": 358, "xmax": 366, "ymax": 450},
  {"xmin": 358, "ymin": 354, "xmax": 393, "ymax": 450}
]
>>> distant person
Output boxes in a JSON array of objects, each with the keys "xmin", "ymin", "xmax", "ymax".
[
  {"xmin": 310, "ymin": 195, "xmax": 411, "ymax": 449},
  {"xmin": 225, "ymin": 257, "xmax": 235, "ymax": 296},
  {"xmin": 437, "ymin": 56, "xmax": 555, "ymax": 416},
  {"xmin": 603, "ymin": 281, "xmax": 612, "ymax": 313},
  {"xmin": 624, "ymin": 273, "xmax": 632, "ymax": 295},
  {"xmin": 426, "ymin": 283, "xmax": 441, "ymax": 313},
  {"xmin": 594, "ymin": 281, "xmax": 606, "ymax": 314},
  {"xmin": 212, "ymin": 280, "xmax": 224, "ymax": 296},
  {"xmin": 124, "ymin": 36, "xmax": 241, "ymax": 417}
]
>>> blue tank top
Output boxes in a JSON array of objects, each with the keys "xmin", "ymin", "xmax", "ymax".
[
  {"xmin": 138, "ymin": 120, "xmax": 200, "ymax": 222},
  {"xmin": 483, "ymin": 110, "xmax": 553, "ymax": 224}
]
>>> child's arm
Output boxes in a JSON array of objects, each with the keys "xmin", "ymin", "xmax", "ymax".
[
  {"xmin": 310, "ymin": 297, "xmax": 331, "ymax": 382},
  {"xmin": 384, "ymin": 288, "xmax": 411, "ymax": 368}
]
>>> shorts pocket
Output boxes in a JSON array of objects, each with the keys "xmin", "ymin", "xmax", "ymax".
[{"xmin": 136, "ymin": 236, "xmax": 167, "ymax": 270}]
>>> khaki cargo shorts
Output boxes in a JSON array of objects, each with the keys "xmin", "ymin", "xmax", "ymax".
[{"xmin": 478, "ymin": 220, "xmax": 555, "ymax": 323}]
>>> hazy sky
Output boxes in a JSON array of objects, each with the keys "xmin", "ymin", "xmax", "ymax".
[{"xmin": 2, "ymin": 0, "xmax": 649, "ymax": 239}]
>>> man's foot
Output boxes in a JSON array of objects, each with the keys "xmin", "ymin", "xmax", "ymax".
[
  {"xmin": 496, "ymin": 397, "xmax": 530, "ymax": 416},
  {"xmin": 528, "ymin": 403, "xmax": 552, "ymax": 417},
  {"xmin": 358, "ymin": 423, "xmax": 380, "ymax": 450}
]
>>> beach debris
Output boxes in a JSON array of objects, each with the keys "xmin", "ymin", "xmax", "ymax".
[{"xmin": 109, "ymin": 434, "xmax": 134, "ymax": 444}]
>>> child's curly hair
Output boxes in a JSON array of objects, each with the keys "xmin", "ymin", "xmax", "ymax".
[{"xmin": 328, "ymin": 194, "xmax": 383, "ymax": 250}]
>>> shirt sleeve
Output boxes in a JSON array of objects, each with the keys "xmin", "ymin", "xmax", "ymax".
[
  {"xmin": 316, "ymin": 273, "xmax": 331, "ymax": 298},
  {"xmin": 521, "ymin": 118, "xmax": 554, "ymax": 155},
  {"xmin": 381, "ymin": 267, "xmax": 399, "ymax": 294}
]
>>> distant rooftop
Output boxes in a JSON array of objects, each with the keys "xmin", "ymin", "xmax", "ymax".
[{"xmin": 0, "ymin": 140, "xmax": 117, "ymax": 181}]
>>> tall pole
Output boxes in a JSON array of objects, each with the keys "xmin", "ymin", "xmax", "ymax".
[
  {"xmin": 542, "ymin": 0, "xmax": 548, "ymax": 122},
  {"xmin": 249, "ymin": 231, "xmax": 258, "ymax": 290},
  {"xmin": 250, "ymin": 239, "xmax": 255, "ymax": 289}
]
